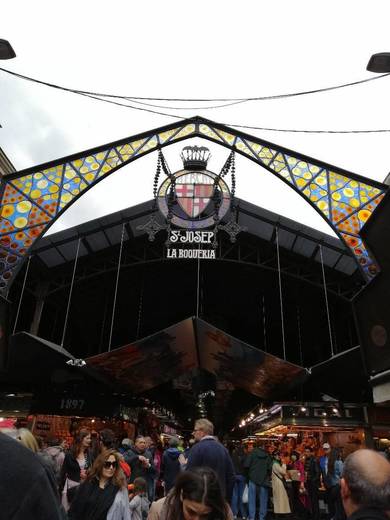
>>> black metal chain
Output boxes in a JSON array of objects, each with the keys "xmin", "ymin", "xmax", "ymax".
[
  {"xmin": 153, "ymin": 151, "xmax": 162, "ymax": 202},
  {"xmin": 230, "ymin": 152, "xmax": 237, "ymax": 217},
  {"xmin": 161, "ymin": 151, "xmax": 172, "ymax": 178}
]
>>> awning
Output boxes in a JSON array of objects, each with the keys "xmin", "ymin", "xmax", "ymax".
[{"xmin": 86, "ymin": 317, "xmax": 308, "ymax": 398}]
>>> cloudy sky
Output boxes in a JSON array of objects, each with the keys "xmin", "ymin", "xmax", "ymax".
[{"xmin": 1, "ymin": 0, "xmax": 390, "ymax": 236}]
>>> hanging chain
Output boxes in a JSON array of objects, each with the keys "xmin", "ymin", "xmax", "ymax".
[
  {"xmin": 153, "ymin": 151, "xmax": 162, "ymax": 201},
  {"xmin": 230, "ymin": 152, "xmax": 237, "ymax": 217},
  {"xmin": 160, "ymin": 150, "xmax": 172, "ymax": 178},
  {"xmin": 138, "ymin": 150, "xmax": 169, "ymax": 241},
  {"xmin": 211, "ymin": 151, "xmax": 235, "ymax": 246},
  {"xmin": 136, "ymin": 283, "xmax": 144, "ymax": 339},
  {"xmin": 165, "ymin": 173, "xmax": 176, "ymax": 246}
]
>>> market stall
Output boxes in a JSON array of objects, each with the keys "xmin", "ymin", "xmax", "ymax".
[{"xmin": 244, "ymin": 402, "xmax": 370, "ymax": 456}]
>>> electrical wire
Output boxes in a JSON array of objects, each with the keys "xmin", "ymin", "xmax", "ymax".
[
  {"xmin": 120, "ymin": 97, "xmax": 249, "ymax": 110},
  {"xmin": 1, "ymin": 65, "xmax": 389, "ymax": 103},
  {"xmin": 2, "ymin": 66, "xmax": 390, "ymax": 133},
  {"xmin": 228, "ymin": 123, "xmax": 390, "ymax": 134},
  {"xmin": 55, "ymin": 92, "xmax": 390, "ymax": 134}
]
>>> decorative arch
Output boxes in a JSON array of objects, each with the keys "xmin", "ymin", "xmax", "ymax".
[{"xmin": 0, "ymin": 116, "xmax": 387, "ymax": 293}]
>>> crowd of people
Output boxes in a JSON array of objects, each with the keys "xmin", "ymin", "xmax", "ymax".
[
  {"xmin": 230, "ymin": 441, "xmax": 348, "ymax": 520},
  {"xmin": 0, "ymin": 418, "xmax": 389, "ymax": 520}
]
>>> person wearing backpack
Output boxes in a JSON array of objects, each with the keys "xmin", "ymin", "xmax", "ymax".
[
  {"xmin": 129, "ymin": 477, "xmax": 149, "ymax": 520},
  {"xmin": 161, "ymin": 437, "xmax": 182, "ymax": 494},
  {"xmin": 41, "ymin": 437, "xmax": 66, "ymax": 486}
]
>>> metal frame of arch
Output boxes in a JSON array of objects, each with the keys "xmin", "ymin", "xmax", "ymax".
[{"xmin": 0, "ymin": 115, "xmax": 387, "ymax": 293}]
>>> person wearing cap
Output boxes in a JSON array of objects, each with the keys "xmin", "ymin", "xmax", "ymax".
[
  {"xmin": 119, "ymin": 438, "xmax": 133, "ymax": 455},
  {"xmin": 319, "ymin": 442, "xmax": 332, "ymax": 485},
  {"xmin": 320, "ymin": 442, "xmax": 334, "ymax": 519},
  {"xmin": 326, "ymin": 448, "xmax": 345, "ymax": 520}
]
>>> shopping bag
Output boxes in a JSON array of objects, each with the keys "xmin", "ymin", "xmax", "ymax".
[{"xmin": 242, "ymin": 484, "xmax": 249, "ymax": 504}]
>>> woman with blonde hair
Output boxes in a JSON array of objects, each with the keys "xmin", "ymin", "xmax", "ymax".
[
  {"xmin": 68, "ymin": 449, "xmax": 130, "ymax": 519},
  {"xmin": 17, "ymin": 428, "xmax": 39, "ymax": 453}
]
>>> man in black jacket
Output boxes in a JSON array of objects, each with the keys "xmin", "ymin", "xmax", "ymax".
[
  {"xmin": 340, "ymin": 449, "xmax": 390, "ymax": 520},
  {"xmin": 244, "ymin": 443, "xmax": 272, "ymax": 520},
  {"xmin": 124, "ymin": 435, "xmax": 156, "ymax": 500},
  {"xmin": 231, "ymin": 443, "xmax": 247, "ymax": 519},
  {"xmin": 186, "ymin": 419, "xmax": 235, "ymax": 501},
  {"xmin": 0, "ymin": 431, "xmax": 65, "ymax": 519},
  {"xmin": 304, "ymin": 446, "xmax": 321, "ymax": 520}
]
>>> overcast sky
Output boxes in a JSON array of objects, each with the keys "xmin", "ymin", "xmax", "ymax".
[{"xmin": 1, "ymin": 0, "xmax": 390, "ymax": 237}]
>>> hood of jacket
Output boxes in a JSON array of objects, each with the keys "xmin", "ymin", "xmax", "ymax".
[
  {"xmin": 45, "ymin": 446, "xmax": 62, "ymax": 456},
  {"xmin": 165, "ymin": 447, "xmax": 181, "ymax": 460},
  {"xmin": 252, "ymin": 447, "xmax": 268, "ymax": 459}
]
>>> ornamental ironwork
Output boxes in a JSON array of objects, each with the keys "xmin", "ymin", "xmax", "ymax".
[
  {"xmin": 0, "ymin": 116, "xmax": 387, "ymax": 292},
  {"xmin": 138, "ymin": 145, "xmax": 245, "ymax": 259}
]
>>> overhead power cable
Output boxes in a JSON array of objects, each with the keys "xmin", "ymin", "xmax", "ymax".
[
  {"xmin": 1, "ymin": 66, "xmax": 389, "ymax": 104},
  {"xmin": 52, "ymin": 90, "xmax": 390, "ymax": 133},
  {"xmin": 228, "ymin": 123, "xmax": 390, "ymax": 134},
  {"xmin": 2, "ymin": 67, "xmax": 390, "ymax": 134}
]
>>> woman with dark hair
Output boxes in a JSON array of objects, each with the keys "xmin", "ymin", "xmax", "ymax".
[
  {"xmin": 326, "ymin": 448, "xmax": 345, "ymax": 520},
  {"xmin": 68, "ymin": 449, "xmax": 131, "ymax": 520},
  {"xmin": 288, "ymin": 451, "xmax": 309, "ymax": 518},
  {"xmin": 60, "ymin": 428, "xmax": 92, "ymax": 511},
  {"xmin": 148, "ymin": 467, "xmax": 233, "ymax": 520}
]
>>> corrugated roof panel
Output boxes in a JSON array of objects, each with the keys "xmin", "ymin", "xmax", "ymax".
[
  {"xmin": 239, "ymin": 214, "xmax": 274, "ymax": 240},
  {"xmin": 37, "ymin": 249, "xmax": 66, "ymax": 268},
  {"xmin": 292, "ymin": 236, "xmax": 317, "ymax": 257},
  {"xmin": 335, "ymin": 255, "xmax": 357, "ymax": 275},
  {"xmin": 314, "ymin": 247, "xmax": 341, "ymax": 267},
  {"xmin": 57, "ymin": 240, "xmax": 88, "ymax": 261},
  {"xmin": 105, "ymin": 224, "xmax": 125, "ymax": 245},
  {"xmin": 86, "ymin": 231, "xmax": 110, "ymax": 252},
  {"xmin": 277, "ymin": 228, "xmax": 296, "ymax": 250}
]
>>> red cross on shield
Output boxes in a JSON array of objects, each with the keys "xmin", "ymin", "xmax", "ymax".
[{"xmin": 175, "ymin": 183, "xmax": 214, "ymax": 218}]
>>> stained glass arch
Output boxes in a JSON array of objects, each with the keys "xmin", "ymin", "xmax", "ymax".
[{"xmin": 0, "ymin": 116, "xmax": 387, "ymax": 293}]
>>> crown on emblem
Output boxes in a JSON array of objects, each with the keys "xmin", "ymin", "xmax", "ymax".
[{"xmin": 180, "ymin": 146, "xmax": 211, "ymax": 171}]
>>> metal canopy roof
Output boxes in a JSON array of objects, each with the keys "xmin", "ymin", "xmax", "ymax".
[
  {"xmin": 86, "ymin": 317, "xmax": 307, "ymax": 399},
  {"xmin": 31, "ymin": 198, "xmax": 357, "ymax": 277}
]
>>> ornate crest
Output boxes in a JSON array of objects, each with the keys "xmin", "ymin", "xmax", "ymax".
[{"xmin": 137, "ymin": 146, "xmax": 245, "ymax": 254}]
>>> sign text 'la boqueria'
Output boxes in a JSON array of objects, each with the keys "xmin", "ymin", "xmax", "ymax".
[{"xmin": 167, "ymin": 248, "xmax": 216, "ymax": 259}]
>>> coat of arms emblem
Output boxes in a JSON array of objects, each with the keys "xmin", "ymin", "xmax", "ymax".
[{"xmin": 137, "ymin": 146, "xmax": 245, "ymax": 254}]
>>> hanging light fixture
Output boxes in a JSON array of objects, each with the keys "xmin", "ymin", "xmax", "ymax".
[
  {"xmin": 367, "ymin": 52, "xmax": 390, "ymax": 73},
  {"xmin": 0, "ymin": 39, "xmax": 16, "ymax": 60}
]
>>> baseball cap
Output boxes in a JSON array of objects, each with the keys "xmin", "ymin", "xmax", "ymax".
[
  {"xmin": 121, "ymin": 438, "xmax": 132, "ymax": 447},
  {"xmin": 322, "ymin": 442, "xmax": 331, "ymax": 449}
]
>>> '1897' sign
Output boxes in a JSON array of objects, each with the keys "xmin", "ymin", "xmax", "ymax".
[{"xmin": 60, "ymin": 398, "xmax": 85, "ymax": 411}]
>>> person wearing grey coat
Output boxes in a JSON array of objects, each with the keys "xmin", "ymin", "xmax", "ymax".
[
  {"xmin": 107, "ymin": 487, "xmax": 131, "ymax": 520},
  {"xmin": 129, "ymin": 493, "xmax": 149, "ymax": 520}
]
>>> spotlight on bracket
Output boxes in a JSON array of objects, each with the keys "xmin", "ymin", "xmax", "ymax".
[{"xmin": 66, "ymin": 358, "xmax": 86, "ymax": 367}]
